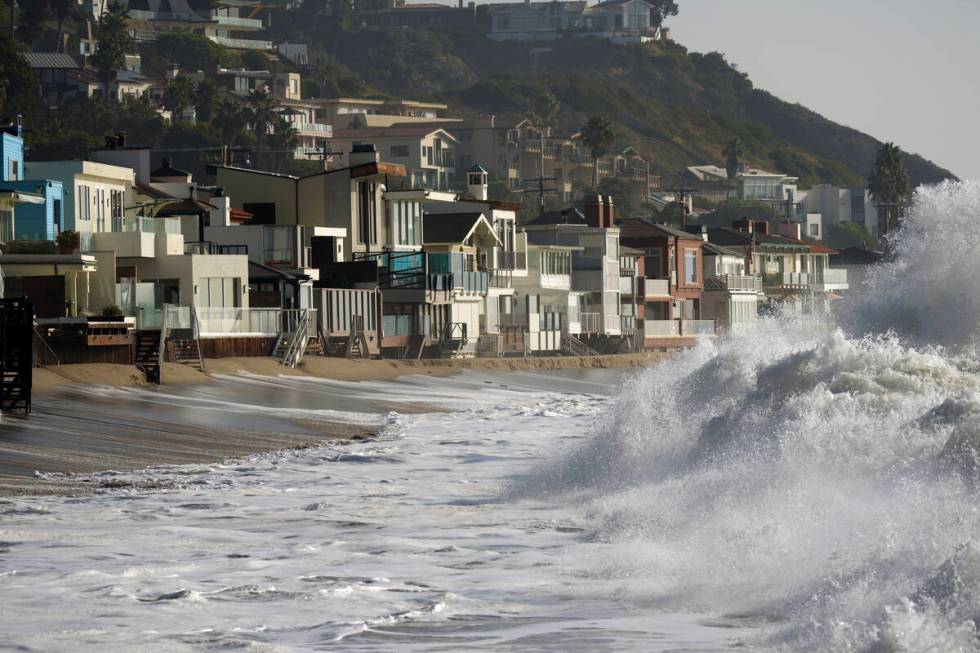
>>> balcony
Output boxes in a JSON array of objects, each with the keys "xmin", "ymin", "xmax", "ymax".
[
  {"xmin": 184, "ymin": 241, "xmax": 248, "ymax": 256},
  {"xmin": 704, "ymin": 274, "xmax": 763, "ymax": 293},
  {"xmin": 811, "ymin": 268, "xmax": 849, "ymax": 291},
  {"xmin": 643, "ymin": 319, "xmax": 715, "ymax": 339},
  {"xmin": 763, "ymin": 271, "xmax": 811, "ymax": 291},
  {"xmin": 212, "ymin": 14, "xmax": 264, "ymax": 29},
  {"xmin": 643, "ymin": 278, "xmax": 671, "ymax": 299},
  {"xmin": 92, "ymin": 216, "xmax": 183, "ymax": 258},
  {"xmin": 296, "ymin": 122, "xmax": 333, "ymax": 135}
]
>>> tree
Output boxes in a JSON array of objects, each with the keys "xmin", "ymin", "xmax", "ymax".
[
  {"xmin": 867, "ymin": 142, "xmax": 913, "ymax": 238},
  {"xmin": 211, "ymin": 98, "xmax": 248, "ymax": 146},
  {"xmin": 90, "ymin": 2, "xmax": 133, "ymax": 103},
  {"xmin": 162, "ymin": 74, "xmax": 195, "ymax": 119},
  {"xmin": 0, "ymin": 33, "xmax": 37, "ymax": 115},
  {"xmin": 15, "ymin": 0, "xmax": 48, "ymax": 45},
  {"xmin": 146, "ymin": 32, "xmax": 237, "ymax": 73},
  {"xmin": 266, "ymin": 116, "xmax": 298, "ymax": 172},
  {"xmin": 722, "ymin": 137, "xmax": 742, "ymax": 198},
  {"xmin": 245, "ymin": 87, "xmax": 279, "ymax": 162},
  {"xmin": 825, "ymin": 221, "xmax": 878, "ymax": 251},
  {"xmin": 580, "ymin": 115, "xmax": 615, "ymax": 190},
  {"xmin": 648, "ymin": 0, "xmax": 679, "ymax": 27},
  {"xmin": 50, "ymin": 0, "xmax": 77, "ymax": 53},
  {"xmin": 193, "ymin": 78, "xmax": 219, "ymax": 123}
]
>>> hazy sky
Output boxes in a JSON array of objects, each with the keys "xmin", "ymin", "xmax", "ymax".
[{"xmin": 668, "ymin": 0, "xmax": 980, "ymax": 181}]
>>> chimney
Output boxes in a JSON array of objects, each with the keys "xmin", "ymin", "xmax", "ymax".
[
  {"xmin": 777, "ymin": 222, "xmax": 801, "ymax": 240},
  {"xmin": 584, "ymin": 195, "xmax": 605, "ymax": 229},
  {"xmin": 604, "ymin": 194, "xmax": 615, "ymax": 227},
  {"xmin": 732, "ymin": 218, "xmax": 752, "ymax": 233},
  {"xmin": 349, "ymin": 143, "xmax": 380, "ymax": 166},
  {"xmin": 210, "ymin": 194, "xmax": 231, "ymax": 227}
]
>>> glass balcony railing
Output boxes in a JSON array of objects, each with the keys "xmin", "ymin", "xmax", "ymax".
[{"xmin": 111, "ymin": 216, "xmax": 181, "ymax": 235}]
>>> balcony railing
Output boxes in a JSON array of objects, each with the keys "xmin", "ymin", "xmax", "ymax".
[
  {"xmin": 815, "ymin": 268, "xmax": 848, "ymax": 285},
  {"xmin": 296, "ymin": 122, "xmax": 332, "ymax": 134},
  {"xmin": 763, "ymin": 272, "xmax": 810, "ymax": 289},
  {"xmin": 184, "ymin": 241, "xmax": 248, "ymax": 256},
  {"xmin": 643, "ymin": 278, "xmax": 671, "ymax": 298},
  {"xmin": 579, "ymin": 312, "xmax": 601, "ymax": 334},
  {"xmin": 112, "ymin": 215, "xmax": 181, "ymax": 235},
  {"xmin": 681, "ymin": 320, "xmax": 716, "ymax": 336},
  {"xmin": 704, "ymin": 274, "xmax": 763, "ymax": 293},
  {"xmin": 211, "ymin": 14, "xmax": 264, "ymax": 29},
  {"xmin": 645, "ymin": 320, "xmax": 679, "ymax": 337},
  {"xmin": 621, "ymin": 315, "xmax": 636, "ymax": 333},
  {"xmin": 383, "ymin": 314, "xmax": 415, "ymax": 337}
]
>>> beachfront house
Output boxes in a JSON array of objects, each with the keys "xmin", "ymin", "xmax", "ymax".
[{"xmin": 617, "ymin": 217, "xmax": 712, "ymax": 348}]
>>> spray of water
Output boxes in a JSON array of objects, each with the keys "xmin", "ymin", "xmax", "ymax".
[{"xmin": 516, "ymin": 181, "xmax": 980, "ymax": 651}]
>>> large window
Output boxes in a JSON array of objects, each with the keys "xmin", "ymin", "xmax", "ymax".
[
  {"xmin": 683, "ymin": 249, "xmax": 697, "ymax": 284},
  {"xmin": 110, "ymin": 189, "xmax": 124, "ymax": 219},
  {"xmin": 358, "ymin": 182, "xmax": 376, "ymax": 245},
  {"xmin": 391, "ymin": 200, "xmax": 421, "ymax": 247},
  {"xmin": 200, "ymin": 277, "xmax": 241, "ymax": 308}
]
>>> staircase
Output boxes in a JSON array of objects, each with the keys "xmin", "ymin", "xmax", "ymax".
[
  {"xmin": 562, "ymin": 330, "xmax": 599, "ymax": 358},
  {"xmin": 404, "ymin": 335, "xmax": 426, "ymax": 360},
  {"xmin": 134, "ymin": 329, "xmax": 163, "ymax": 384},
  {"xmin": 0, "ymin": 298, "xmax": 34, "ymax": 416},
  {"xmin": 275, "ymin": 309, "xmax": 314, "ymax": 368},
  {"xmin": 169, "ymin": 331, "xmax": 204, "ymax": 369},
  {"xmin": 437, "ymin": 322, "xmax": 468, "ymax": 359}
]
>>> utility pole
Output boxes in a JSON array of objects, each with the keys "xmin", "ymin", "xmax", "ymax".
[{"xmin": 519, "ymin": 175, "xmax": 559, "ymax": 215}]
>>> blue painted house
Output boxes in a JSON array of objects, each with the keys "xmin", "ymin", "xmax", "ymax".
[{"xmin": 0, "ymin": 117, "xmax": 64, "ymax": 242}]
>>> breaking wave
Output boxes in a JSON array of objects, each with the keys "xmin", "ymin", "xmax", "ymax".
[{"xmin": 520, "ymin": 181, "xmax": 980, "ymax": 650}]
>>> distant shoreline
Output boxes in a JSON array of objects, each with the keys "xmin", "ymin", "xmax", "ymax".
[{"xmin": 2, "ymin": 353, "xmax": 667, "ymax": 497}]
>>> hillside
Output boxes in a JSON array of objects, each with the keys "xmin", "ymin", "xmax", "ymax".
[{"xmin": 291, "ymin": 20, "xmax": 954, "ymax": 188}]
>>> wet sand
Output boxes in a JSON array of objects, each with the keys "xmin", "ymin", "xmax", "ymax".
[{"xmin": 6, "ymin": 354, "xmax": 659, "ymax": 496}]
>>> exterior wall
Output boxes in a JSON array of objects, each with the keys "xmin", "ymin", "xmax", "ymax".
[
  {"xmin": 1, "ymin": 132, "xmax": 24, "ymax": 181},
  {"xmin": 89, "ymin": 250, "xmax": 117, "ymax": 314},
  {"xmin": 25, "ymin": 161, "xmax": 134, "ymax": 236},
  {"xmin": 90, "ymin": 148, "xmax": 152, "ymax": 184},
  {"xmin": 129, "ymin": 253, "xmax": 250, "ymax": 309},
  {"xmin": 216, "ymin": 168, "xmax": 299, "ymax": 226},
  {"xmin": 1, "ymin": 180, "xmax": 64, "ymax": 240}
]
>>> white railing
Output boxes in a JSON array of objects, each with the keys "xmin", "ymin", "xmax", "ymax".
[
  {"xmin": 645, "ymin": 320, "xmax": 679, "ymax": 337},
  {"xmin": 297, "ymin": 122, "xmax": 332, "ymax": 134},
  {"xmin": 764, "ymin": 272, "xmax": 810, "ymax": 288},
  {"xmin": 191, "ymin": 307, "xmax": 316, "ymax": 337},
  {"xmin": 704, "ymin": 274, "xmax": 763, "ymax": 293},
  {"xmin": 208, "ymin": 35, "xmax": 273, "ymax": 50},
  {"xmin": 579, "ymin": 312, "xmax": 601, "ymax": 334},
  {"xmin": 111, "ymin": 215, "xmax": 181, "ymax": 235},
  {"xmin": 681, "ymin": 320, "xmax": 716, "ymax": 336},
  {"xmin": 818, "ymin": 268, "xmax": 848, "ymax": 285},
  {"xmin": 212, "ymin": 14, "xmax": 263, "ymax": 29},
  {"xmin": 644, "ymin": 278, "xmax": 670, "ymax": 297}
]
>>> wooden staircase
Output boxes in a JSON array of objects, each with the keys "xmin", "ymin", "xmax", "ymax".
[
  {"xmin": 0, "ymin": 298, "xmax": 34, "ymax": 416},
  {"xmin": 134, "ymin": 329, "xmax": 163, "ymax": 384},
  {"xmin": 404, "ymin": 334, "xmax": 426, "ymax": 360},
  {"xmin": 273, "ymin": 309, "xmax": 315, "ymax": 368},
  {"xmin": 437, "ymin": 322, "xmax": 468, "ymax": 359},
  {"xmin": 562, "ymin": 330, "xmax": 599, "ymax": 357}
]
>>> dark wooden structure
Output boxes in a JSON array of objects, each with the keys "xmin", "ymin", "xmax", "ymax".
[{"xmin": 0, "ymin": 297, "xmax": 34, "ymax": 415}]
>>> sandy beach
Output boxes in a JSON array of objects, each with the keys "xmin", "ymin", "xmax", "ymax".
[{"xmin": 3, "ymin": 353, "xmax": 663, "ymax": 497}]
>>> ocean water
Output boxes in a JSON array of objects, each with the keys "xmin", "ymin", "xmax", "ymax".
[{"xmin": 3, "ymin": 181, "xmax": 980, "ymax": 651}]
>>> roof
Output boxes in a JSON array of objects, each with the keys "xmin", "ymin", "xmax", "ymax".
[
  {"xmin": 618, "ymin": 218, "xmax": 702, "ymax": 242},
  {"xmin": 229, "ymin": 207, "xmax": 253, "ymax": 221},
  {"xmin": 423, "ymin": 212, "xmax": 499, "ymax": 245},
  {"xmin": 831, "ymin": 246, "xmax": 885, "ymax": 266},
  {"xmin": 525, "ymin": 208, "xmax": 587, "ymax": 226},
  {"xmin": 155, "ymin": 198, "xmax": 215, "ymax": 216},
  {"xmin": 150, "ymin": 159, "xmax": 192, "ymax": 179},
  {"xmin": 248, "ymin": 260, "xmax": 305, "ymax": 281},
  {"xmin": 702, "ymin": 242, "xmax": 743, "ymax": 257},
  {"xmin": 706, "ymin": 227, "xmax": 811, "ymax": 251},
  {"xmin": 331, "ymin": 126, "xmax": 457, "ymax": 141},
  {"xmin": 134, "ymin": 181, "xmax": 175, "ymax": 200},
  {"xmin": 22, "ymin": 52, "xmax": 79, "ymax": 69},
  {"xmin": 775, "ymin": 237, "xmax": 839, "ymax": 254}
]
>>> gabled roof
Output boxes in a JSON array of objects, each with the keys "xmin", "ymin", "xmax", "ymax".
[
  {"xmin": 702, "ymin": 242, "xmax": 743, "ymax": 257},
  {"xmin": 22, "ymin": 52, "xmax": 79, "ymax": 69},
  {"xmin": 331, "ymin": 126, "xmax": 458, "ymax": 141},
  {"xmin": 618, "ymin": 218, "xmax": 702, "ymax": 242},
  {"xmin": 423, "ymin": 212, "xmax": 501, "ymax": 246},
  {"xmin": 134, "ymin": 181, "xmax": 175, "ymax": 200},
  {"xmin": 150, "ymin": 159, "xmax": 192, "ymax": 179},
  {"xmin": 831, "ymin": 246, "xmax": 885, "ymax": 266}
]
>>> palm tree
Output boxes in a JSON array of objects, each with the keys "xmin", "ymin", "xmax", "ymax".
[
  {"xmin": 51, "ymin": 0, "xmax": 77, "ymax": 53},
  {"xmin": 214, "ymin": 98, "xmax": 247, "ymax": 147},
  {"xmin": 868, "ymin": 142, "xmax": 913, "ymax": 239},
  {"xmin": 580, "ymin": 115, "xmax": 615, "ymax": 190},
  {"xmin": 267, "ymin": 116, "xmax": 298, "ymax": 172},
  {"xmin": 722, "ymin": 138, "xmax": 743, "ymax": 198},
  {"xmin": 245, "ymin": 87, "xmax": 279, "ymax": 164},
  {"xmin": 90, "ymin": 2, "xmax": 133, "ymax": 103}
]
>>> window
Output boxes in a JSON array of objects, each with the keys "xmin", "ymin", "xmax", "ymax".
[
  {"xmin": 358, "ymin": 182, "xmax": 376, "ymax": 245},
  {"xmin": 78, "ymin": 184, "xmax": 91, "ymax": 221},
  {"xmin": 389, "ymin": 145, "xmax": 409, "ymax": 158},
  {"xmin": 243, "ymin": 202, "xmax": 276, "ymax": 225},
  {"xmin": 53, "ymin": 199, "xmax": 62, "ymax": 231},
  {"xmin": 809, "ymin": 223, "xmax": 820, "ymax": 236},
  {"xmin": 683, "ymin": 249, "xmax": 697, "ymax": 284},
  {"xmin": 110, "ymin": 189, "xmax": 124, "ymax": 219},
  {"xmin": 200, "ymin": 277, "xmax": 241, "ymax": 308},
  {"xmin": 8, "ymin": 159, "xmax": 18, "ymax": 180}
]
